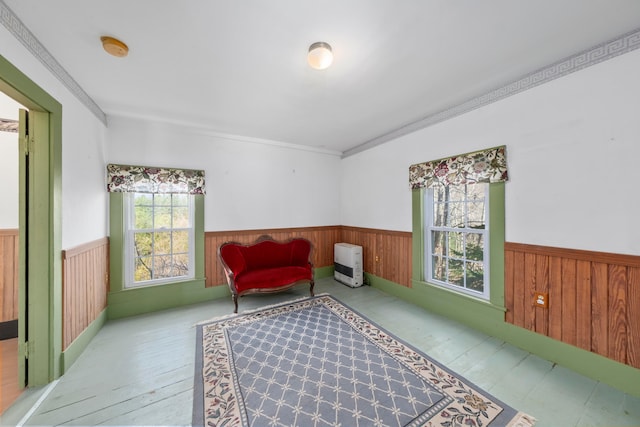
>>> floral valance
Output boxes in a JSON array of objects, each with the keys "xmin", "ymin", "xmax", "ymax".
[
  {"xmin": 409, "ymin": 145, "xmax": 508, "ymax": 190},
  {"xmin": 107, "ymin": 164, "xmax": 205, "ymax": 194}
]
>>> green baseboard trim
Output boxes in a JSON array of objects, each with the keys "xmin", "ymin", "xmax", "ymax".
[
  {"xmin": 209, "ymin": 284, "xmax": 232, "ymax": 299},
  {"xmin": 107, "ymin": 279, "xmax": 226, "ymax": 319},
  {"xmin": 315, "ymin": 266, "xmax": 334, "ymax": 279},
  {"xmin": 107, "ymin": 261, "xmax": 331, "ymax": 320},
  {"xmin": 60, "ymin": 309, "xmax": 108, "ymax": 373},
  {"xmin": 499, "ymin": 323, "xmax": 640, "ymax": 397},
  {"xmin": 368, "ymin": 273, "xmax": 640, "ymax": 397}
]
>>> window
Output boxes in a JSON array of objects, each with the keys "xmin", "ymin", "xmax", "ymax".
[
  {"xmin": 124, "ymin": 192, "xmax": 194, "ymax": 288},
  {"xmin": 425, "ymin": 183, "xmax": 489, "ymax": 299}
]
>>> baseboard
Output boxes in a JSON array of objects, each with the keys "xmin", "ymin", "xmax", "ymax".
[
  {"xmin": 60, "ymin": 309, "xmax": 108, "ymax": 373},
  {"xmin": 367, "ymin": 272, "xmax": 640, "ymax": 398}
]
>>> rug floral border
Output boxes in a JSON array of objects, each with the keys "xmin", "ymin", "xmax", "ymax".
[{"xmin": 195, "ymin": 295, "xmax": 535, "ymax": 427}]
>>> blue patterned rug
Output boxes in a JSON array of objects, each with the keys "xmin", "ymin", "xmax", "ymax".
[{"xmin": 193, "ymin": 295, "xmax": 535, "ymax": 427}]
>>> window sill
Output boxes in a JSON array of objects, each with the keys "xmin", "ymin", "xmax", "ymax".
[
  {"xmin": 412, "ymin": 279, "xmax": 506, "ymax": 313},
  {"xmin": 124, "ymin": 276, "xmax": 197, "ymax": 290}
]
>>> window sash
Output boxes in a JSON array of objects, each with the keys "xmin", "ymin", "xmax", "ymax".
[
  {"xmin": 425, "ymin": 184, "xmax": 489, "ymax": 299},
  {"xmin": 124, "ymin": 193, "xmax": 195, "ymax": 288}
]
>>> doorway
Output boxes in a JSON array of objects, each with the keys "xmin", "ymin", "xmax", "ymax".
[
  {"xmin": 0, "ymin": 92, "xmax": 23, "ymax": 413},
  {"xmin": 0, "ymin": 53, "xmax": 63, "ymax": 412}
]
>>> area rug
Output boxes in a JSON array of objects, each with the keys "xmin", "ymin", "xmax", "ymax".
[{"xmin": 193, "ymin": 295, "xmax": 535, "ymax": 427}]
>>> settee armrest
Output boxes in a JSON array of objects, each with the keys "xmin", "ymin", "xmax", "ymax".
[{"xmin": 218, "ymin": 243, "xmax": 246, "ymax": 277}]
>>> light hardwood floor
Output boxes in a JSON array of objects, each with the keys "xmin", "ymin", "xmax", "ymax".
[
  {"xmin": 1, "ymin": 338, "xmax": 22, "ymax": 415},
  {"xmin": 2, "ymin": 277, "xmax": 640, "ymax": 426}
]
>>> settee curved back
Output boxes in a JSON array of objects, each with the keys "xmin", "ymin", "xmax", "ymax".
[
  {"xmin": 219, "ymin": 237, "xmax": 312, "ymax": 276},
  {"xmin": 217, "ymin": 236, "xmax": 315, "ymax": 313}
]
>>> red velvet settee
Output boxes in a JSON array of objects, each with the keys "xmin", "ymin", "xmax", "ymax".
[{"xmin": 217, "ymin": 236, "xmax": 315, "ymax": 313}]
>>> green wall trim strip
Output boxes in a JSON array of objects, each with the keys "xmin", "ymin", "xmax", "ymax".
[
  {"xmin": 368, "ymin": 273, "xmax": 640, "ymax": 397},
  {"xmin": 107, "ymin": 279, "xmax": 222, "ymax": 319},
  {"xmin": 61, "ymin": 309, "xmax": 108, "ymax": 373},
  {"xmin": 314, "ymin": 265, "xmax": 333, "ymax": 280}
]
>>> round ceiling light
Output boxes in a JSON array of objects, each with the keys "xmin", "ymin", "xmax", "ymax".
[
  {"xmin": 307, "ymin": 42, "xmax": 333, "ymax": 70},
  {"xmin": 101, "ymin": 36, "xmax": 129, "ymax": 58}
]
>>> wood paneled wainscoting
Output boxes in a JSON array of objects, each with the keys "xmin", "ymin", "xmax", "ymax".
[
  {"xmin": 1, "ymin": 229, "xmax": 20, "ymax": 414},
  {"xmin": 505, "ymin": 242, "xmax": 640, "ymax": 370},
  {"xmin": 204, "ymin": 226, "xmax": 412, "ymax": 289},
  {"xmin": 0, "ymin": 229, "xmax": 19, "ymax": 328},
  {"xmin": 339, "ymin": 226, "xmax": 412, "ymax": 288},
  {"xmin": 62, "ymin": 237, "xmax": 110, "ymax": 351},
  {"xmin": 205, "ymin": 226, "xmax": 342, "ymax": 287}
]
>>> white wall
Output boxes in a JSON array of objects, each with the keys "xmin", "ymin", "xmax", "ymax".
[
  {"xmin": 341, "ymin": 48, "xmax": 640, "ymax": 257},
  {"xmin": 106, "ymin": 116, "xmax": 342, "ymax": 231},
  {"xmin": 0, "ymin": 25, "xmax": 109, "ymax": 249},
  {"xmin": 0, "ymin": 93, "xmax": 20, "ymax": 228}
]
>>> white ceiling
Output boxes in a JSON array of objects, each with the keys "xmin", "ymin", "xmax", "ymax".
[{"xmin": 5, "ymin": 1, "xmax": 640, "ymax": 155}]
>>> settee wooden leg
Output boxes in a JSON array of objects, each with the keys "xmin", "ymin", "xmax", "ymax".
[
  {"xmin": 232, "ymin": 294, "xmax": 238, "ymax": 313},
  {"xmin": 310, "ymin": 279, "xmax": 315, "ymax": 297}
]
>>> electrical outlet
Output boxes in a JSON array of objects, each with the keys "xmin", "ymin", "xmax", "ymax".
[
  {"xmin": 375, "ymin": 255, "xmax": 380, "ymax": 262},
  {"xmin": 534, "ymin": 292, "xmax": 548, "ymax": 308}
]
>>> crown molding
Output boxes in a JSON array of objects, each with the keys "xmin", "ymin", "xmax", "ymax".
[
  {"xmin": 0, "ymin": 1, "xmax": 107, "ymax": 125},
  {"xmin": 343, "ymin": 27, "xmax": 640, "ymax": 158}
]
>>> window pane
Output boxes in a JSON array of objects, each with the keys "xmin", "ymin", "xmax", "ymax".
[
  {"xmin": 432, "ymin": 255, "xmax": 446, "ymax": 281},
  {"xmin": 172, "ymin": 194, "xmax": 188, "ymax": 207},
  {"xmin": 433, "ymin": 202, "xmax": 445, "ymax": 227},
  {"xmin": 466, "ymin": 261, "xmax": 484, "ymax": 292},
  {"xmin": 433, "ymin": 185, "xmax": 446, "ymax": 203},
  {"xmin": 134, "ymin": 193, "xmax": 152, "ymax": 206},
  {"xmin": 465, "ymin": 234, "xmax": 484, "ymax": 261},
  {"xmin": 135, "ymin": 257, "xmax": 152, "ymax": 282},
  {"xmin": 448, "ymin": 185, "xmax": 466, "ymax": 201},
  {"xmin": 154, "ymin": 194, "xmax": 172, "ymax": 206},
  {"xmin": 468, "ymin": 201, "xmax": 485, "ymax": 229},
  {"xmin": 154, "ymin": 255, "xmax": 173, "ymax": 278},
  {"xmin": 134, "ymin": 232, "xmax": 153, "ymax": 257},
  {"xmin": 425, "ymin": 183, "xmax": 488, "ymax": 299},
  {"xmin": 449, "ymin": 259, "xmax": 464, "ymax": 286},
  {"xmin": 173, "ymin": 230, "xmax": 189, "ymax": 253},
  {"xmin": 134, "ymin": 206, "xmax": 153, "ymax": 229},
  {"xmin": 154, "ymin": 207, "xmax": 171, "ymax": 228},
  {"xmin": 448, "ymin": 232, "xmax": 464, "ymax": 258},
  {"xmin": 447, "ymin": 202, "xmax": 464, "ymax": 228},
  {"xmin": 173, "ymin": 207, "xmax": 190, "ymax": 228},
  {"xmin": 126, "ymin": 192, "xmax": 195, "ymax": 288},
  {"xmin": 467, "ymin": 184, "xmax": 485, "ymax": 201},
  {"xmin": 154, "ymin": 232, "xmax": 171, "ymax": 255},
  {"xmin": 431, "ymin": 231, "xmax": 446, "ymax": 256},
  {"xmin": 173, "ymin": 254, "xmax": 190, "ymax": 276}
]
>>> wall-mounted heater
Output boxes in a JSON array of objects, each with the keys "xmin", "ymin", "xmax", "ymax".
[{"xmin": 334, "ymin": 243, "xmax": 363, "ymax": 288}]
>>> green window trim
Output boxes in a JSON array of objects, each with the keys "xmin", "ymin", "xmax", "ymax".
[
  {"xmin": 108, "ymin": 192, "xmax": 209, "ymax": 318},
  {"xmin": 412, "ymin": 182, "xmax": 505, "ymax": 309}
]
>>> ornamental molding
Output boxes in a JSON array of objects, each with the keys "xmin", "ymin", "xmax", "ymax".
[
  {"xmin": 0, "ymin": 1, "xmax": 107, "ymax": 125},
  {"xmin": 344, "ymin": 27, "xmax": 640, "ymax": 158},
  {"xmin": 2, "ymin": 0, "xmax": 638, "ymax": 151}
]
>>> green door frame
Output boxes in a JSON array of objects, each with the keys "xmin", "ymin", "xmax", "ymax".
[{"xmin": 1, "ymin": 54, "xmax": 63, "ymax": 385}]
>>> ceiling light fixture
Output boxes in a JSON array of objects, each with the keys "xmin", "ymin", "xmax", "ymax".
[
  {"xmin": 101, "ymin": 36, "xmax": 129, "ymax": 58},
  {"xmin": 307, "ymin": 42, "xmax": 333, "ymax": 70}
]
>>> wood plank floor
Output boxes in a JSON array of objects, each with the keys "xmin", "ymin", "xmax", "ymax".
[
  {"xmin": 1, "ymin": 338, "xmax": 23, "ymax": 415},
  {"xmin": 3, "ymin": 277, "xmax": 640, "ymax": 426}
]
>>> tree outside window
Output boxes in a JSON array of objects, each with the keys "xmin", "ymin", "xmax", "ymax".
[
  {"xmin": 426, "ymin": 183, "xmax": 489, "ymax": 299},
  {"xmin": 126, "ymin": 192, "xmax": 194, "ymax": 287}
]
